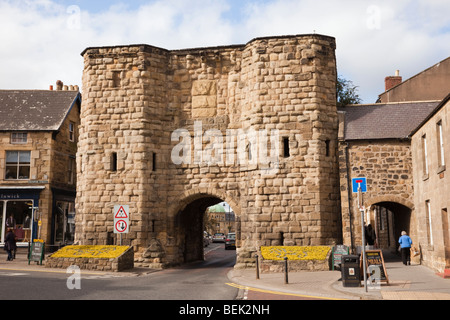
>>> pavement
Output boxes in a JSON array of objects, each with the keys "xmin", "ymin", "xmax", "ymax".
[
  {"xmin": 2, "ymin": 248, "xmax": 450, "ymax": 300},
  {"xmin": 228, "ymin": 252, "xmax": 450, "ymax": 300}
]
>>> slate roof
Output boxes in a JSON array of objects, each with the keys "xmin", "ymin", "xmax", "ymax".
[
  {"xmin": 339, "ymin": 101, "xmax": 440, "ymax": 140},
  {"xmin": 0, "ymin": 90, "xmax": 81, "ymax": 131}
]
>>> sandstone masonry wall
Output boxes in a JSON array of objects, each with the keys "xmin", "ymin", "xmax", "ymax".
[{"xmin": 77, "ymin": 34, "xmax": 341, "ymax": 268}]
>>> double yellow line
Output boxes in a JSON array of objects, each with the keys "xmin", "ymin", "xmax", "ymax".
[{"xmin": 226, "ymin": 282, "xmax": 347, "ymax": 300}]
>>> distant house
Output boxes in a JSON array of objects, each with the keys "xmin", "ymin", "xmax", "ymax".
[
  {"xmin": 206, "ymin": 203, "xmax": 235, "ymax": 235},
  {"xmin": 0, "ymin": 84, "xmax": 81, "ymax": 247},
  {"xmin": 378, "ymin": 56, "xmax": 450, "ymax": 103}
]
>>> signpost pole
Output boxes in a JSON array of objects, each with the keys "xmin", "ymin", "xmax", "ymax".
[{"xmin": 358, "ymin": 185, "xmax": 367, "ymax": 292}]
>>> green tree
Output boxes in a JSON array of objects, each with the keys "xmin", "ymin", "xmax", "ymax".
[{"xmin": 337, "ymin": 75, "xmax": 362, "ymax": 107}]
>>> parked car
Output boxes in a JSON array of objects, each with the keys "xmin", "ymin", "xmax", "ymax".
[
  {"xmin": 212, "ymin": 233, "xmax": 225, "ymax": 243},
  {"xmin": 225, "ymin": 233, "xmax": 236, "ymax": 250}
]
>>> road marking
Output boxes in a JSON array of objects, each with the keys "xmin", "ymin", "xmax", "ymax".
[
  {"xmin": 226, "ymin": 283, "xmax": 347, "ymax": 301},
  {"xmin": 0, "ymin": 272, "xmax": 30, "ymax": 277}
]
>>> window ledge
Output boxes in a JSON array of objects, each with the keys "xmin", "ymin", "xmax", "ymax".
[{"xmin": 437, "ymin": 165, "xmax": 446, "ymax": 174}]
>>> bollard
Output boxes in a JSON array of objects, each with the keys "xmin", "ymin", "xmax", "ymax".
[
  {"xmin": 255, "ymin": 254, "xmax": 260, "ymax": 280},
  {"xmin": 284, "ymin": 257, "xmax": 289, "ymax": 284}
]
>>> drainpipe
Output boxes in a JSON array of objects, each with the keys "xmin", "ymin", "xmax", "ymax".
[{"xmin": 345, "ymin": 142, "xmax": 355, "ymax": 253}]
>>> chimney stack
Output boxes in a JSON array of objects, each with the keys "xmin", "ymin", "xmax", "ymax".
[
  {"xmin": 385, "ymin": 70, "xmax": 402, "ymax": 91},
  {"xmin": 52, "ymin": 81, "xmax": 79, "ymax": 91},
  {"xmin": 56, "ymin": 80, "xmax": 63, "ymax": 91}
]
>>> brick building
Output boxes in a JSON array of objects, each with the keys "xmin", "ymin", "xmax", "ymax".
[{"xmin": 0, "ymin": 85, "xmax": 81, "ymax": 247}]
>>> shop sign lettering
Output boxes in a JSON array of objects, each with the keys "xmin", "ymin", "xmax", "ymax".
[{"xmin": 0, "ymin": 193, "xmax": 20, "ymax": 200}]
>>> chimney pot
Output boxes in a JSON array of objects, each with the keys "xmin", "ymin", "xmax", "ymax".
[
  {"xmin": 56, "ymin": 80, "xmax": 63, "ymax": 91},
  {"xmin": 49, "ymin": 85, "xmax": 53, "ymax": 91}
]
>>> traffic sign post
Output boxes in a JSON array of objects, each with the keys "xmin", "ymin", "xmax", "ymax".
[
  {"xmin": 114, "ymin": 205, "xmax": 130, "ymax": 245},
  {"xmin": 352, "ymin": 177, "xmax": 367, "ymax": 193},
  {"xmin": 351, "ymin": 178, "xmax": 369, "ymax": 292}
]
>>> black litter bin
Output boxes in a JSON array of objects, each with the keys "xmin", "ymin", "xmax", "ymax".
[{"xmin": 341, "ymin": 255, "xmax": 361, "ymax": 287}]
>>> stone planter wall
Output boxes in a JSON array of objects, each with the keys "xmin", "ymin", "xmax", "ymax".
[
  {"xmin": 45, "ymin": 246, "xmax": 134, "ymax": 272},
  {"xmin": 259, "ymin": 248, "xmax": 332, "ymax": 273}
]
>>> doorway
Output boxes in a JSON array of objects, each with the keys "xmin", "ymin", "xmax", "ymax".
[{"xmin": 372, "ymin": 202, "xmax": 412, "ymax": 252}]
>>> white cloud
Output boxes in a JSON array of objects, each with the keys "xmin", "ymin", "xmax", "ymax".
[{"xmin": 0, "ymin": 0, "xmax": 449, "ymax": 103}]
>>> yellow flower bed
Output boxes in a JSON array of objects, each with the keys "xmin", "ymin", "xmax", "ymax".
[
  {"xmin": 261, "ymin": 246, "xmax": 331, "ymax": 261},
  {"xmin": 50, "ymin": 245, "xmax": 129, "ymax": 259}
]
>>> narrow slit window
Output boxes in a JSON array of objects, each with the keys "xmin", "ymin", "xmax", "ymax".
[
  {"xmin": 325, "ymin": 140, "xmax": 331, "ymax": 157},
  {"xmin": 152, "ymin": 152, "xmax": 157, "ymax": 172},
  {"xmin": 283, "ymin": 137, "xmax": 290, "ymax": 158},
  {"xmin": 111, "ymin": 152, "xmax": 118, "ymax": 172}
]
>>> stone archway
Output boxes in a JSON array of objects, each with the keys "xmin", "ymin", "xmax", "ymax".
[
  {"xmin": 367, "ymin": 196, "xmax": 414, "ymax": 252},
  {"xmin": 75, "ymin": 34, "xmax": 342, "ymax": 270},
  {"xmin": 167, "ymin": 189, "xmax": 241, "ymax": 264}
]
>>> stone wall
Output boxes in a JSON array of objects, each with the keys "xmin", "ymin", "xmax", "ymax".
[
  {"xmin": 338, "ymin": 139, "xmax": 416, "ymax": 250},
  {"xmin": 45, "ymin": 246, "xmax": 134, "ymax": 272},
  {"xmin": 76, "ymin": 34, "xmax": 341, "ymax": 268},
  {"xmin": 411, "ymin": 98, "xmax": 450, "ymax": 273}
]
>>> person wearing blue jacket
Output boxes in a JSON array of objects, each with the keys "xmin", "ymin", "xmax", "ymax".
[{"xmin": 398, "ymin": 231, "xmax": 413, "ymax": 265}]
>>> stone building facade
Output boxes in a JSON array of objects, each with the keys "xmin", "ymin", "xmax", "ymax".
[
  {"xmin": 0, "ymin": 87, "xmax": 80, "ymax": 247},
  {"xmin": 338, "ymin": 101, "xmax": 439, "ymax": 254},
  {"xmin": 76, "ymin": 34, "xmax": 341, "ymax": 268},
  {"xmin": 411, "ymin": 94, "xmax": 450, "ymax": 273}
]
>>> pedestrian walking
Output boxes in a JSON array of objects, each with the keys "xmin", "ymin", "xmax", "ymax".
[
  {"xmin": 4, "ymin": 228, "xmax": 17, "ymax": 261},
  {"xmin": 398, "ymin": 231, "xmax": 412, "ymax": 265},
  {"xmin": 365, "ymin": 224, "xmax": 377, "ymax": 246}
]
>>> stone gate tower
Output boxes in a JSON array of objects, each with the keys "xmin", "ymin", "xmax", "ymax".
[{"xmin": 76, "ymin": 34, "xmax": 341, "ymax": 268}]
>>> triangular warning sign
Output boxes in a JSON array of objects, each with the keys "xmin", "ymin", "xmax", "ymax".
[{"xmin": 115, "ymin": 206, "xmax": 128, "ymax": 219}]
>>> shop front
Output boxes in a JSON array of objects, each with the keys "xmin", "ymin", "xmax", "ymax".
[
  {"xmin": 0, "ymin": 187, "xmax": 43, "ymax": 247},
  {"xmin": 51, "ymin": 188, "xmax": 76, "ymax": 246}
]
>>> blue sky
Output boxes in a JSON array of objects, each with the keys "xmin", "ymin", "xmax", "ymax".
[{"xmin": 0, "ymin": 0, "xmax": 449, "ymax": 103}]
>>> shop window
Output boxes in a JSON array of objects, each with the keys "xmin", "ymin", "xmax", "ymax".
[
  {"xmin": 0, "ymin": 201, "xmax": 3, "ymax": 241},
  {"xmin": 5, "ymin": 151, "xmax": 31, "ymax": 180},
  {"xmin": 3, "ymin": 201, "xmax": 33, "ymax": 243},
  {"xmin": 54, "ymin": 201, "xmax": 75, "ymax": 245}
]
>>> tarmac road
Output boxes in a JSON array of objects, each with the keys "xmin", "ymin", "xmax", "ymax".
[{"xmin": 0, "ymin": 243, "xmax": 238, "ymax": 300}]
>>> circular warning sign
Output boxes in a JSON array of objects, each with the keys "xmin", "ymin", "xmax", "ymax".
[{"xmin": 115, "ymin": 219, "xmax": 128, "ymax": 233}]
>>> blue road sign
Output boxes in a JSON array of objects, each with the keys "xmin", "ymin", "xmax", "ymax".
[{"xmin": 352, "ymin": 177, "xmax": 367, "ymax": 193}]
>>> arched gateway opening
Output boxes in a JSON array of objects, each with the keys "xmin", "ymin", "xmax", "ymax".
[
  {"xmin": 370, "ymin": 201, "xmax": 412, "ymax": 253},
  {"xmin": 173, "ymin": 194, "xmax": 238, "ymax": 264}
]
